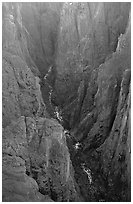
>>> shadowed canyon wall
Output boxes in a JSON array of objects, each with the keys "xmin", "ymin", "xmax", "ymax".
[
  {"xmin": 2, "ymin": 3, "xmax": 81, "ymax": 201},
  {"xmin": 2, "ymin": 2, "xmax": 131, "ymax": 202}
]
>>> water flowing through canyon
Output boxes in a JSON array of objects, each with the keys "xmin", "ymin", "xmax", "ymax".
[{"xmin": 2, "ymin": 2, "xmax": 131, "ymax": 202}]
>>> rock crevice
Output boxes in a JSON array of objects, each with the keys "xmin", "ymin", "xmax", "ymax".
[{"xmin": 2, "ymin": 2, "xmax": 131, "ymax": 202}]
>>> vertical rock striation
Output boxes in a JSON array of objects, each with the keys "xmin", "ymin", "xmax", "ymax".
[
  {"xmin": 20, "ymin": 2, "xmax": 63, "ymax": 75},
  {"xmin": 2, "ymin": 3, "xmax": 47, "ymax": 128},
  {"xmin": 2, "ymin": 2, "xmax": 131, "ymax": 202},
  {"xmin": 53, "ymin": 2, "xmax": 130, "ymax": 107},
  {"xmin": 2, "ymin": 3, "xmax": 81, "ymax": 202}
]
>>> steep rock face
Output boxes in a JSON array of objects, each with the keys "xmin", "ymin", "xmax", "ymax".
[
  {"xmin": 2, "ymin": 2, "xmax": 131, "ymax": 202},
  {"xmin": 18, "ymin": 2, "xmax": 63, "ymax": 117},
  {"xmin": 2, "ymin": 3, "xmax": 40, "ymax": 76},
  {"xmin": 20, "ymin": 2, "xmax": 62, "ymax": 75},
  {"xmin": 79, "ymin": 69, "xmax": 131, "ymax": 201},
  {"xmin": 2, "ymin": 116, "xmax": 81, "ymax": 202},
  {"xmin": 26, "ymin": 117, "xmax": 81, "ymax": 201},
  {"xmin": 2, "ymin": 117, "xmax": 53, "ymax": 202},
  {"xmin": 61, "ymin": 6, "xmax": 130, "ymax": 133},
  {"xmin": 82, "ymin": 18, "xmax": 131, "ymax": 151},
  {"xmin": 2, "ymin": 3, "xmax": 80, "ymax": 202},
  {"xmin": 54, "ymin": 2, "xmax": 130, "ymax": 105},
  {"xmin": 66, "ymin": 13, "xmax": 130, "ymax": 202},
  {"xmin": 2, "ymin": 3, "xmax": 47, "ymax": 128},
  {"xmin": 99, "ymin": 71, "xmax": 131, "ymax": 201}
]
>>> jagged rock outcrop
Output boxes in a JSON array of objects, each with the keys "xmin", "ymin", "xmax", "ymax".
[
  {"xmin": 2, "ymin": 3, "xmax": 80, "ymax": 202},
  {"xmin": 26, "ymin": 117, "xmax": 81, "ymax": 201},
  {"xmin": 77, "ymin": 69, "xmax": 131, "ymax": 201},
  {"xmin": 59, "ymin": 3, "xmax": 130, "ymax": 133},
  {"xmin": 2, "ymin": 3, "xmax": 47, "ymax": 128},
  {"xmin": 2, "ymin": 116, "xmax": 53, "ymax": 202},
  {"xmin": 2, "ymin": 116, "xmax": 81, "ymax": 202},
  {"xmin": 18, "ymin": 2, "xmax": 63, "ymax": 116},
  {"xmin": 66, "ymin": 10, "xmax": 131, "ymax": 202},
  {"xmin": 2, "ymin": 2, "xmax": 131, "ymax": 202},
  {"xmin": 20, "ymin": 2, "xmax": 62, "ymax": 75},
  {"xmin": 99, "ymin": 71, "xmax": 131, "ymax": 201},
  {"xmin": 82, "ymin": 17, "xmax": 130, "ymax": 151},
  {"xmin": 53, "ymin": 2, "xmax": 130, "ymax": 106}
]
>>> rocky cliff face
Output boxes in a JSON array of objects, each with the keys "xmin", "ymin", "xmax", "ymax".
[
  {"xmin": 20, "ymin": 2, "xmax": 63, "ymax": 76},
  {"xmin": 63, "ymin": 8, "xmax": 131, "ymax": 201},
  {"xmin": 2, "ymin": 2, "xmax": 131, "ymax": 202},
  {"xmin": 53, "ymin": 2, "xmax": 130, "ymax": 106},
  {"xmin": 2, "ymin": 3, "xmax": 47, "ymax": 128},
  {"xmin": 2, "ymin": 3, "xmax": 81, "ymax": 202},
  {"xmin": 3, "ymin": 116, "xmax": 81, "ymax": 201}
]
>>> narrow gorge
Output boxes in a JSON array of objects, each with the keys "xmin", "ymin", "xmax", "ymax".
[{"xmin": 2, "ymin": 2, "xmax": 131, "ymax": 202}]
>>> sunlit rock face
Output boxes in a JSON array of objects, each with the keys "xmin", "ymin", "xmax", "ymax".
[
  {"xmin": 2, "ymin": 116, "xmax": 81, "ymax": 201},
  {"xmin": 2, "ymin": 117, "xmax": 54, "ymax": 202},
  {"xmin": 54, "ymin": 2, "xmax": 130, "ymax": 106},
  {"xmin": 2, "ymin": 2, "xmax": 131, "ymax": 202},
  {"xmin": 2, "ymin": 3, "xmax": 81, "ymax": 202},
  {"xmin": 2, "ymin": 3, "xmax": 47, "ymax": 128},
  {"xmin": 18, "ymin": 2, "xmax": 63, "ymax": 116},
  {"xmin": 54, "ymin": 4, "xmax": 130, "ymax": 201},
  {"xmin": 26, "ymin": 117, "xmax": 81, "ymax": 201},
  {"xmin": 68, "ymin": 12, "xmax": 131, "ymax": 202},
  {"xmin": 98, "ymin": 72, "xmax": 131, "ymax": 201},
  {"xmin": 82, "ymin": 18, "xmax": 131, "ymax": 151},
  {"xmin": 57, "ymin": 3, "xmax": 130, "ymax": 133}
]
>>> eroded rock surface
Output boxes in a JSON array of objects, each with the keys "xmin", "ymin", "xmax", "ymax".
[
  {"xmin": 53, "ymin": 2, "xmax": 130, "ymax": 105},
  {"xmin": 26, "ymin": 117, "xmax": 81, "ymax": 201},
  {"xmin": 2, "ymin": 3, "xmax": 47, "ymax": 128},
  {"xmin": 2, "ymin": 2, "xmax": 131, "ymax": 202},
  {"xmin": 20, "ymin": 2, "xmax": 62, "ymax": 75},
  {"xmin": 2, "ymin": 3, "xmax": 80, "ymax": 202},
  {"xmin": 66, "ymin": 11, "xmax": 131, "ymax": 202},
  {"xmin": 2, "ymin": 115, "xmax": 81, "ymax": 201},
  {"xmin": 2, "ymin": 117, "xmax": 53, "ymax": 202}
]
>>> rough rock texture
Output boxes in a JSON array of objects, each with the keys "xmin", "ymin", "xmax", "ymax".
[
  {"xmin": 2, "ymin": 117, "xmax": 53, "ymax": 202},
  {"xmin": 98, "ymin": 72, "xmax": 131, "ymax": 201},
  {"xmin": 2, "ymin": 2, "xmax": 131, "ymax": 202},
  {"xmin": 82, "ymin": 18, "xmax": 131, "ymax": 151},
  {"xmin": 52, "ymin": 5, "xmax": 130, "ymax": 201},
  {"xmin": 2, "ymin": 116, "xmax": 81, "ymax": 202},
  {"xmin": 20, "ymin": 2, "xmax": 62, "ymax": 75},
  {"xmin": 67, "ymin": 10, "xmax": 131, "ymax": 202},
  {"xmin": 26, "ymin": 117, "xmax": 81, "ymax": 201},
  {"xmin": 2, "ymin": 3, "xmax": 80, "ymax": 202},
  {"xmin": 60, "ymin": 8, "xmax": 130, "ymax": 133},
  {"xmin": 53, "ymin": 2, "xmax": 130, "ymax": 105},
  {"xmin": 2, "ymin": 3, "xmax": 47, "ymax": 128},
  {"xmin": 18, "ymin": 2, "xmax": 63, "ymax": 116}
]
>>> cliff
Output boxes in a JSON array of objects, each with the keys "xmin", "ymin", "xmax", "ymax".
[
  {"xmin": 2, "ymin": 3, "xmax": 81, "ymax": 202},
  {"xmin": 2, "ymin": 2, "xmax": 131, "ymax": 202}
]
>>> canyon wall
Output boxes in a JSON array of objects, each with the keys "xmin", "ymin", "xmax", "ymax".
[
  {"xmin": 53, "ymin": 2, "xmax": 130, "ymax": 106},
  {"xmin": 2, "ymin": 2, "xmax": 131, "ymax": 202},
  {"xmin": 20, "ymin": 2, "xmax": 63, "ymax": 76},
  {"xmin": 2, "ymin": 3, "xmax": 81, "ymax": 202}
]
